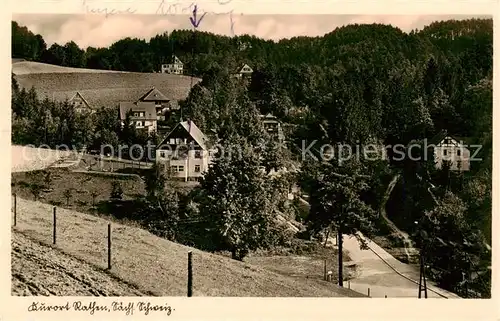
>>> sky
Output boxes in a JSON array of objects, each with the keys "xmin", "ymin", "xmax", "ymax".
[{"xmin": 13, "ymin": 14, "xmax": 487, "ymax": 49}]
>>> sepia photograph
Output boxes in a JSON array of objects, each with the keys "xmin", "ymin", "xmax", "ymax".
[{"xmin": 10, "ymin": 12, "xmax": 492, "ymax": 300}]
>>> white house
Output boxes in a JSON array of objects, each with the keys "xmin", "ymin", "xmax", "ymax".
[
  {"xmin": 232, "ymin": 63, "xmax": 253, "ymax": 79},
  {"xmin": 161, "ymin": 55, "xmax": 184, "ymax": 75},
  {"xmin": 428, "ymin": 130, "xmax": 470, "ymax": 171},
  {"xmin": 119, "ymin": 101, "xmax": 158, "ymax": 134},
  {"xmin": 156, "ymin": 120, "xmax": 214, "ymax": 181}
]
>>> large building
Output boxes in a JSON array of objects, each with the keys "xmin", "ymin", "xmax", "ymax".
[
  {"xmin": 156, "ymin": 120, "xmax": 214, "ymax": 181},
  {"xmin": 119, "ymin": 87, "xmax": 179, "ymax": 133},
  {"xmin": 161, "ymin": 55, "xmax": 184, "ymax": 75}
]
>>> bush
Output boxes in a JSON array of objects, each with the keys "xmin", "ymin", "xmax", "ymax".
[{"xmin": 110, "ymin": 181, "xmax": 123, "ymax": 200}]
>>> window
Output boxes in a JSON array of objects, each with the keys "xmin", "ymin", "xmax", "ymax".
[
  {"xmin": 136, "ymin": 121, "xmax": 143, "ymax": 127},
  {"xmin": 443, "ymin": 149, "xmax": 447, "ymax": 156},
  {"xmin": 178, "ymin": 166, "xmax": 184, "ymax": 172},
  {"xmin": 171, "ymin": 166, "xmax": 178, "ymax": 172},
  {"xmin": 457, "ymin": 149, "xmax": 461, "ymax": 156},
  {"xmin": 169, "ymin": 138, "xmax": 175, "ymax": 144},
  {"xmin": 195, "ymin": 150, "xmax": 202, "ymax": 159},
  {"xmin": 160, "ymin": 151, "xmax": 166, "ymax": 158},
  {"xmin": 195, "ymin": 165, "xmax": 201, "ymax": 172}
]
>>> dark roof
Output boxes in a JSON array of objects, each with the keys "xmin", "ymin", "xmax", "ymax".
[
  {"xmin": 428, "ymin": 130, "xmax": 448, "ymax": 145},
  {"xmin": 139, "ymin": 87, "xmax": 170, "ymax": 102},
  {"xmin": 119, "ymin": 101, "xmax": 156, "ymax": 120},
  {"xmin": 428, "ymin": 130, "xmax": 471, "ymax": 146}
]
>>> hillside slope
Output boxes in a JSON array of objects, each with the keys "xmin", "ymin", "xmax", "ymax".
[
  {"xmin": 12, "ymin": 231, "xmax": 146, "ymax": 296},
  {"xmin": 12, "ymin": 197, "xmax": 365, "ymax": 297},
  {"xmin": 12, "ymin": 61, "xmax": 128, "ymax": 75},
  {"xmin": 13, "ymin": 61, "xmax": 201, "ymax": 105}
]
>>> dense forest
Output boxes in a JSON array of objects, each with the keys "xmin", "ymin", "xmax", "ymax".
[{"xmin": 12, "ymin": 18, "xmax": 492, "ymax": 297}]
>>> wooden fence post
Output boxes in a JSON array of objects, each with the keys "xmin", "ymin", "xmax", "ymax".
[
  {"xmin": 52, "ymin": 207, "xmax": 56, "ymax": 244},
  {"xmin": 13, "ymin": 193, "xmax": 17, "ymax": 227},
  {"xmin": 187, "ymin": 251, "xmax": 193, "ymax": 297},
  {"xmin": 368, "ymin": 288, "xmax": 370, "ymax": 297},
  {"xmin": 107, "ymin": 223, "xmax": 112, "ymax": 270},
  {"xmin": 348, "ymin": 280, "xmax": 350, "ymax": 289},
  {"xmin": 323, "ymin": 259, "xmax": 327, "ymax": 281}
]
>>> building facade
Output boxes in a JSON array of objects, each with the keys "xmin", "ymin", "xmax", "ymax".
[
  {"xmin": 161, "ymin": 55, "xmax": 184, "ymax": 75},
  {"xmin": 156, "ymin": 120, "xmax": 213, "ymax": 181},
  {"xmin": 119, "ymin": 87, "xmax": 178, "ymax": 133},
  {"xmin": 429, "ymin": 131, "xmax": 471, "ymax": 171}
]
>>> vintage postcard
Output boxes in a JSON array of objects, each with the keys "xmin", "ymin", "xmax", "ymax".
[{"xmin": 1, "ymin": 0, "xmax": 499, "ymax": 320}]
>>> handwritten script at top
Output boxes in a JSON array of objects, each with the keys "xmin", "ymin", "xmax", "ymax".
[
  {"xmin": 81, "ymin": 0, "xmax": 240, "ymax": 34},
  {"xmin": 155, "ymin": 0, "xmax": 239, "ymax": 33}
]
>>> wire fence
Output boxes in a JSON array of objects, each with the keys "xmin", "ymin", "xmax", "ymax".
[{"xmin": 11, "ymin": 193, "xmax": 193, "ymax": 297}]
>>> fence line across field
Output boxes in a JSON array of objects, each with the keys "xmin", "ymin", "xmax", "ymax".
[{"xmin": 11, "ymin": 195, "xmax": 196, "ymax": 297}]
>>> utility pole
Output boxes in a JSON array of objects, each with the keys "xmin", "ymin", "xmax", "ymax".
[{"xmin": 418, "ymin": 251, "xmax": 428, "ymax": 298}]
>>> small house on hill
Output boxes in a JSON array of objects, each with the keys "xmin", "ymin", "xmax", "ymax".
[
  {"xmin": 156, "ymin": 120, "xmax": 214, "ymax": 181},
  {"xmin": 232, "ymin": 63, "xmax": 253, "ymax": 79},
  {"xmin": 48, "ymin": 91, "xmax": 94, "ymax": 113},
  {"xmin": 427, "ymin": 130, "xmax": 471, "ymax": 171},
  {"xmin": 161, "ymin": 55, "xmax": 184, "ymax": 75},
  {"xmin": 70, "ymin": 92, "xmax": 93, "ymax": 113}
]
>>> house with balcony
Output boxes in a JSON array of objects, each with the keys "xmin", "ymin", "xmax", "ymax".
[
  {"xmin": 161, "ymin": 55, "xmax": 184, "ymax": 75},
  {"xmin": 156, "ymin": 120, "xmax": 214, "ymax": 181}
]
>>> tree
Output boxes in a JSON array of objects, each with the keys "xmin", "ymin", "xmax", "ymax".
[
  {"xmin": 199, "ymin": 136, "xmax": 285, "ymax": 261},
  {"xmin": 64, "ymin": 41, "xmax": 86, "ymax": 67},
  {"xmin": 90, "ymin": 190, "xmax": 99, "ymax": 207},
  {"xmin": 144, "ymin": 162, "xmax": 167, "ymax": 200},
  {"xmin": 63, "ymin": 188, "xmax": 73, "ymax": 206},
  {"xmin": 415, "ymin": 191, "xmax": 490, "ymax": 297},
  {"xmin": 303, "ymin": 156, "xmax": 376, "ymax": 286},
  {"xmin": 110, "ymin": 181, "xmax": 123, "ymax": 200},
  {"xmin": 29, "ymin": 183, "xmax": 43, "ymax": 201}
]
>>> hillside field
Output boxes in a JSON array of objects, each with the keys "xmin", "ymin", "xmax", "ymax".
[
  {"xmin": 12, "ymin": 60, "xmax": 128, "ymax": 75},
  {"xmin": 12, "ymin": 61, "xmax": 201, "ymax": 106},
  {"xmin": 11, "ymin": 197, "xmax": 365, "ymax": 297}
]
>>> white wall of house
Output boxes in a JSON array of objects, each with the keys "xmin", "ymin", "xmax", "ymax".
[
  {"xmin": 434, "ymin": 137, "xmax": 470, "ymax": 171},
  {"xmin": 156, "ymin": 149, "xmax": 211, "ymax": 180},
  {"xmin": 161, "ymin": 63, "xmax": 183, "ymax": 74}
]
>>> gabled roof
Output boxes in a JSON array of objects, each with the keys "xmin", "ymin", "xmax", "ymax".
[
  {"xmin": 119, "ymin": 101, "xmax": 156, "ymax": 120},
  {"xmin": 428, "ymin": 130, "xmax": 448, "ymax": 146},
  {"xmin": 70, "ymin": 91, "xmax": 92, "ymax": 108},
  {"xmin": 427, "ymin": 130, "xmax": 471, "ymax": 148},
  {"xmin": 159, "ymin": 120, "xmax": 209, "ymax": 150},
  {"xmin": 173, "ymin": 55, "xmax": 183, "ymax": 65},
  {"xmin": 138, "ymin": 87, "xmax": 170, "ymax": 102},
  {"xmin": 239, "ymin": 64, "xmax": 253, "ymax": 74}
]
